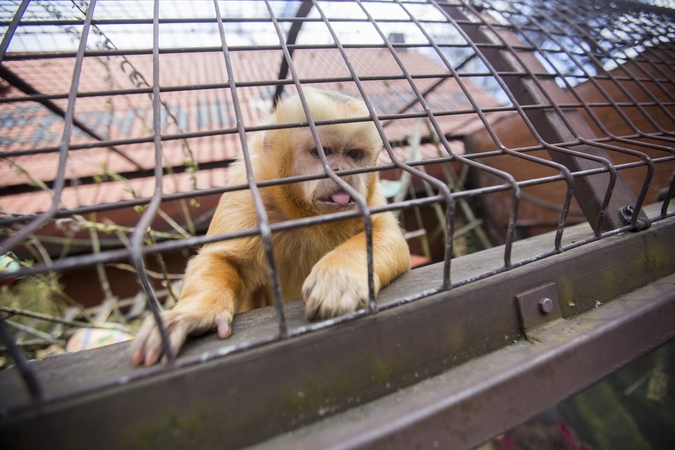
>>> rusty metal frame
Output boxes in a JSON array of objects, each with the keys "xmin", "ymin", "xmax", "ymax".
[
  {"xmin": 251, "ymin": 276, "xmax": 675, "ymax": 450},
  {"xmin": 0, "ymin": 0, "xmax": 674, "ymax": 446}
]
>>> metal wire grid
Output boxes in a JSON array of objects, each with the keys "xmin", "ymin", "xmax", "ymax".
[{"xmin": 0, "ymin": 0, "xmax": 673, "ymax": 403}]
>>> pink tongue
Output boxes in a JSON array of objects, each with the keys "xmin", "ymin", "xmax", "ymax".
[{"xmin": 331, "ymin": 191, "xmax": 351, "ymax": 205}]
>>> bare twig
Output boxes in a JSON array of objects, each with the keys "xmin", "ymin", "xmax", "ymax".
[
  {"xmin": 148, "ymin": 234, "xmax": 179, "ymax": 308},
  {"xmin": 62, "ymin": 216, "xmax": 184, "ymax": 240},
  {"xmin": 4, "ymin": 318, "xmax": 63, "ymax": 345},
  {"xmin": 88, "ymin": 212, "xmax": 127, "ymax": 325},
  {"xmin": 0, "ymin": 306, "xmax": 128, "ymax": 332},
  {"xmin": 106, "ymin": 263, "xmax": 184, "ymax": 280},
  {"xmin": 0, "ymin": 339, "xmax": 64, "ymax": 350}
]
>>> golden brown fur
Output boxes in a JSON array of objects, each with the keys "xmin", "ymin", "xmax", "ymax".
[{"xmin": 131, "ymin": 88, "xmax": 410, "ymax": 366}]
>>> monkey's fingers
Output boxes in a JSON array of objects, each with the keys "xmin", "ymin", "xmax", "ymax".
[
  {"xmin": 132, "ymin": 309, "xmax": 234, "ymax": 366},
  {"xmin": 303, "ymin": 263, "xmax": 369, "ymax": 320},
  {"xmin": 215, "ymin": 311, "xmax": 233, "ymax": 339},
  {"xmin": 130, "ymin": 315, "xmax": 160, "ymax": 366},
  {"xmin": 303, "ymin": 287, "xmax": 321, "ymax": 320},
  {"xmin": 142, "ymin": 326, "xmax": 166, "ymax": 366},
  {"xmin": 159, "ymin": 321, "xmax": 190, "ymax": 364},
  {"xmin": 142, "ymin": 316, "xmax": 194, "ymax": 366}
]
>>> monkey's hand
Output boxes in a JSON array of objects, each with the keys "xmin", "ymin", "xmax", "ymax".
[
  {"xmin": 130, "ymin": 305, "xmax": 233, "ymax": 366},
  {"xmin": 303, "ymin": 213, "xmax": 410, "ymax": 321},
  {"xmin": 131, "ymin": 249, "xmax": 243, "ymax": 366},
  {"xmin": 303, "ymin": 249, "xmax": 374, "ymax": 320}
]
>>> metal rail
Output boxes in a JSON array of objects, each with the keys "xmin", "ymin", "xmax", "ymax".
[{"xmin": 252, "ymin": 274, "xmax": 675, "ymax": 450}]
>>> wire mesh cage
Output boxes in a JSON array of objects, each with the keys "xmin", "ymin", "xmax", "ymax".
[{"xmin": 0, "ymin": 0, "xmax": 674, "ymax": 440}]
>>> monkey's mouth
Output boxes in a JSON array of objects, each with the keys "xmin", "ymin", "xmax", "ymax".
[{"xmin": 317, "ymin": 190, "xmax": 356, "ymax": 208}]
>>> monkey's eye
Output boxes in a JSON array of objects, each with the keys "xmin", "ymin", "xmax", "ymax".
[
  {"xmin": 310, "ymin": 147, "xmax": 333, "ymax": 158},
  {"xmin": 347, "ymin": 149, "xmax": 364, "ymax": 161}
]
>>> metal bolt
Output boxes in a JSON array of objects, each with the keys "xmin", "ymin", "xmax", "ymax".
[
  {"xmin": 618, "ymin": 205, "xmax": 634, "ymax": 225},
  {"xmin": 538, "ymin": 297, "xmax": 554, "ymax": 314}
]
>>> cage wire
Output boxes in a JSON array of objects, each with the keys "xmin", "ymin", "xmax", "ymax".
[{"xmin": 0, "ymin": 0, "xmax": 674, "ymax": 402}]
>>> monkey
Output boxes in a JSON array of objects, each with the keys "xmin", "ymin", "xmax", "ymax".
[{"xmin": 131, "ymin": 88, "xmax": 411, "ymax": 366}]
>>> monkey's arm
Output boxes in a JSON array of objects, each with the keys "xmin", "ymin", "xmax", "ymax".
[
  {"xmin": 130, "ymin": 247, "xmax": 244, "ymax": 366},
  {"xmin": 303, "ymin": 211, "xmax": 410, "ymax": 319}
]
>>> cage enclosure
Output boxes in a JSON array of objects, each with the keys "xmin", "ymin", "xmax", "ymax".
[{"xmin": 0, "ymin": 0, "xmax": 674, "ymax": 449}]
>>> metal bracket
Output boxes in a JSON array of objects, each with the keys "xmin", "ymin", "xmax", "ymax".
[{"xmin": 515, "ymin": 282, "xmax": 562, "ymax": 335}]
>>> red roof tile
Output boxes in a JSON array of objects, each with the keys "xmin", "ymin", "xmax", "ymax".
[{"xmin": 1, "ymin": 48, "xmax": 505, "ymax": 215}]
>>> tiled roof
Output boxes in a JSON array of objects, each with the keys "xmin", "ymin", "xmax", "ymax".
[{"xmin": 1, "ymin": 48, "xmax": 503, "ymax": 215}]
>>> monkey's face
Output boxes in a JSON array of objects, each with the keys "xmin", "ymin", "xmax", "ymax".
[
  {"xmin": 263, "ymin": 88, "xmax": 384, "ymax": 218},
  {"xmin": 287, "ymin": 124, "xmax": 381, "ymax": 215}
]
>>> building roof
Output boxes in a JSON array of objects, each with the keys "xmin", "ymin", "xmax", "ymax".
[{"xmin": 1, "ymin": 47, "xmax": 504, "ymax": 216}]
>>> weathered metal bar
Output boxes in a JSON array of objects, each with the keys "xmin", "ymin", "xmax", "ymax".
[
  {"xmin": 0, "ymin": 0, "xmax": 43, "ymax": 406},
  {"xmin": 215, "ymin": 0, "xmax": 287, "ymax": 336},
  {"xmin": 251, "ymin": 274, "xmax": 675, "ymax": 450},
  {"xmin": 440, "ymin": 1, "xmax": 650, "ymax": 232},
  {"xmin": 1, "ymin": 208, "xmax": 673, "ymax": 449},
  {"xmin": 128, "ymin": 0, "xmax": 174, "ymax": 363},
  {"xmin": 1, "ymin": 144, "xmax": 665, "ymax": 231},
  {"xmin": 3, "ymin": 72, "xmax": 654, "ymax": 106},
  {"xmin": 0, "ymin": 317, "xmax": 43, "ymax": 403},
  {"xmin": 271, "ymin": 0, "xmax": 313, "ymax": 108},
  {"xmin": 0, "ymin": 0, "xmax": 30, "ymax": 63},
  {"xmin": 0, "ymin": 158, "xmax": 236, "ymax": 197}
]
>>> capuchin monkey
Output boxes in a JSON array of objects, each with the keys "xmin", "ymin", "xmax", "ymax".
[{"xmin": 131, "ymin": 88, "xmax": 410, "ymax": 366}]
